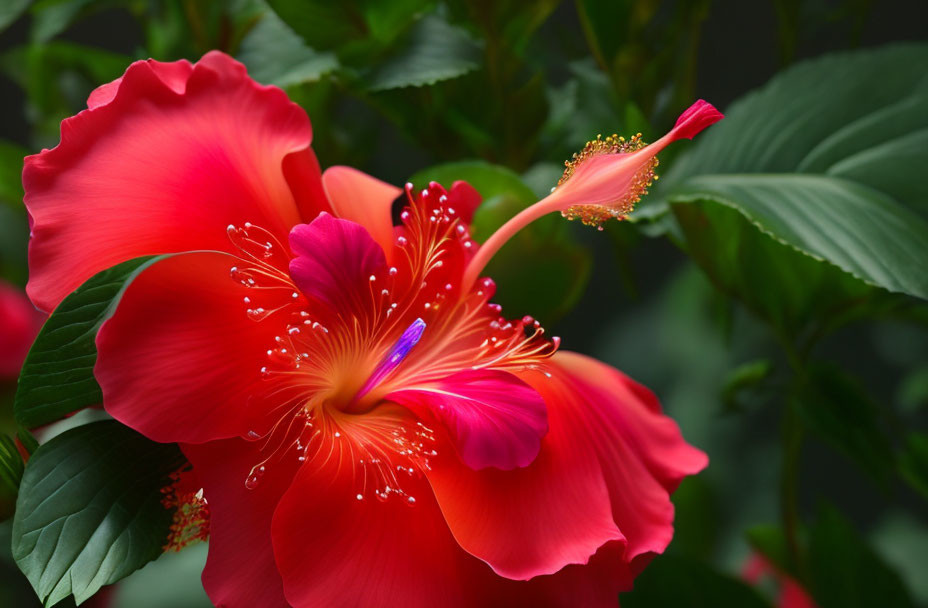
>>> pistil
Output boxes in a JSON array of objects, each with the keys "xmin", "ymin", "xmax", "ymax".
[{"xmin": 461, "ymin": 99, "xmax": 723, "ymax": 290}]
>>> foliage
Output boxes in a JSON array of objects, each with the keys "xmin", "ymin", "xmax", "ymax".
[{"xmin": 0, "ymin": 1, "xmax": 926, "ymax": 606}]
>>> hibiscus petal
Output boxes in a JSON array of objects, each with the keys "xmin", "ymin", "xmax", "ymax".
[
  {"xmin": 183, "ymin": 439, "xmax": 296, "ymax": 608},
  {"xmin": 25, "ymin": 51, "xmax": 324, "ymax": 312},
  {"xmin": 424, "ymin": 351, "xmax": 706, "ymax": 580},
  {"xmin": 322, "ymin": 166, "xmax": 401, "ymax": 259},
  {"xmin": 87, "ymin": 58, "xmax": 192, "ymax": 109},
  {"xmin": 288, "ymin": 213, "xmax": 386, "ymax": 313},
  {"xmin": 270, "ymin": 407, "xmax": 480, "ymax": 608},
  {"xmin": 449, "ymin": 180, "xmax": 482, "ymax": 225},
  {"xmin": 95, "ymin": 251, "xmax": 290, "ymax": 443},
  {"xmin": 270, "ymin": 405, "xmax": 634, "ymax": 607},
  {"xmin": 388, "ymin": 369, "xmax": 548, "ymax": 470}
]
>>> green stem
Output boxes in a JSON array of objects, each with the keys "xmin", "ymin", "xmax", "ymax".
[
  {"xmin": 775, "ymin": 332, "xmax": 806, "ymax": 576},
  {"xmin": 781, "ymin": 402, "xmax": 803, "ymax": 572}
]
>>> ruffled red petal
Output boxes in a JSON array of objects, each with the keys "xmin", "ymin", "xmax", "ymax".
[
  {"xmin": 269, "ymin": 412, "xmax": 635, "ymax": 607},
  {"xmin": 24, "ymin": 51, "xmax": 324, "ymax": 312},
  {"xmin": 424, "ymin": 351, "xmax": 706, "ymax": 580}
]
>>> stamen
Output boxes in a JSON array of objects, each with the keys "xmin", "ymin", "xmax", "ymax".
[
  {"xmin": 557, "ymin": 133, "xmax": 658, "ymax": 226},
  {"xmin": 161, "ymin": 467, "xmax": 210, "ymax": 551},
  {"xmin": 558, "ymin": 133, "xmax": 647, "ymax": 187}
]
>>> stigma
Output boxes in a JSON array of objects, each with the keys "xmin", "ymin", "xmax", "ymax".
[{"xmin": 351, "ymin": 318, "xmax": 427, "ymax": 409}]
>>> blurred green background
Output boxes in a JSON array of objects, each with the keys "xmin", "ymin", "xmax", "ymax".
[{"xmin": 1, "ymin": 1, "xmax": 927, "ymax": 606}]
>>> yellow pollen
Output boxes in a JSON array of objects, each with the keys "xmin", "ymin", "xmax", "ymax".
[{"xmin": 557, "ymin": 132, "xmax": 659, "ymax": 227}]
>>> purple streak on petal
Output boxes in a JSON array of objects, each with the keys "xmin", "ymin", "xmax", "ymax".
[{"xmin": 356, "ymin": 318, "xmax": 426, "ymax": 400}]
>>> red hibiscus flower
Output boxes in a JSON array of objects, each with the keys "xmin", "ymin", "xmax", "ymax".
[
  {"xmin": 24, "ymin": 52, "xmax": 720, "ymax": 607},
  {"xmin": 0, "ymin": 280, "xmax": 43, "ymax": 380}
]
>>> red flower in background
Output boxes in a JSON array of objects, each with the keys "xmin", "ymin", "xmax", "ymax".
[
  {"xmin": 24, "ymin": 52, "xmax": 720, "ymax": 607},
  {"xmin": 743, "ymin": 554, "xmax": 818, "ymax": 608},
  {"xmin": 0, "ymin": 280, "xmax": 43, "ymax": 379}
]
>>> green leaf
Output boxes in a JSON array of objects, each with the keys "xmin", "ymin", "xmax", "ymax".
[
  {"xmin": 794, "ymin": 363, "xmax": 895, "ymax": 486},
  {"xmin": 0, "ymin": 140, "xmax": 28, "ymax": 209},
  {"xmin": 0, "ymin": 435, "xmax": 25, "ymax": 520},
  {"xmin": 447, "ymin": 0, "xmax": 558, "ymax": 57},
  {"xmin": 14, "ymin": 256, "xmax": 161, "ymax": 429},
  {"xmin": 670, "ymin": 196, "xmax": 882, "ymax": 337},
  {"xmin": 16, "ymin": 429, "xmax": 38, "ymax": 456},
  {"xmin": 409, "ymin": 161, "xmax": 591, "ymax": 322},
  {"xmin": 899, "ymin": 433, "xmax": 928, "ymax": 500},
  {"xmin": 809, "ymin": 504, "xmax": 915, "ymax": 608},
  {"xmin": 649, "ymin": 44, "xmax": 928, "ymax": 335},
  {"xmin": 669, "ymin": 476, "xmax": 719, "ymax": 559},
  {"xmin": 30, "ymin": 0, "xmax": 95, "ymax": 43},
  {"xmin": 12, "ymin": 421, "xmax": 184, "ymax": 606},
  {"xmin": 897, "ymin": 364, "xmax": 928, "ymax": 413},
  {"xmin": 237, "ymin": 10, "xmax": 338, "ymax": 88},
  {"xmin": 366, "ymin": 15, "xmax": 481, "ymax": 91},
  {"xmin": 672, "ymin": 175, "xmax": 928, "ymax": 300},
  {"xmin": 0, "ymin": 0, "xmax": 30, "ymax": 33},
  {"xmin": 658, "ymin": 43, "xmax": 928, "ymax": 210},
  {"xmin": 267, "ymin": 0, "xmax": 435, "ymax": 53},
  {"xmin": 620, "ymin": 554, "xmax": 772, "ymax": 607},
  {"xmin": 541, "ymin": 59, "xmax": 638, "ymax": 162},
  {"xmin": 722, "ymin": 359, "xmax": 773, "ymax": 410},
  {"xmin": 0, "ymin": 204, "xmax": 28, "ymax": 285}
]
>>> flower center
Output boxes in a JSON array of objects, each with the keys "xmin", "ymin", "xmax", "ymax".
[{"xmin": 347, "ymin": 318, "xmax": 426, "ymax": 412}]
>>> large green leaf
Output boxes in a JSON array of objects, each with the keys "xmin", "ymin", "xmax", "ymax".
[
  {"xmin": 0, "ymin": 434, "xmax": 25, "ymax": 520},
  {"xmin": 808, "ymin": 504, "xmax": 915, "ymax": 608},
  {"xmin": 620, "ymin": 554, "xmax": 772, "ymax": 607},
  {"xmin": 409, "ymin": 161, "xmax": 591, "ymax": 322},
  {"xmin": 237, "ymin": 9, "xmax": 338, "ymax": 88},
  {"xmin": 267, "ymin": 0, "xmax": 435, "ymax": 54},
  {"xmin": 14, "ymin": 256, "xmax": 161, "ymax": 429},
  {"xmin": 659, "ymin": 43, "xmax": 928, "ymax": 206},
  {"xmin": 672, "ymin": 175, "xmax": 928, "ymax": 300},
  {"xmin": 670, "ymin": 195, "xmax": 883, "ymax": 337},
  {"xmin": 12, "ymin": 421, "xmax": 184, "ymax": 606},
  {"xmin": 366, "ymin": 15, "xmax": 481, "ymax": 91},
  {"xmin": 645, "ymin": 44, "xmax": 928, "ymax": 335}
]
